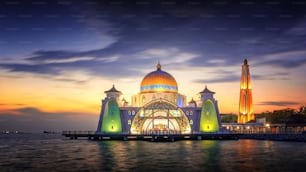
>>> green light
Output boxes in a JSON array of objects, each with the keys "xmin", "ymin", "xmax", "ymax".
[
  {"xmin": 101, "ymin": 99, "xmax": 122, "ymax": 133},
  {"xmin": 200, "ymin": 99, "xmax": 219, "ymax": 132}
]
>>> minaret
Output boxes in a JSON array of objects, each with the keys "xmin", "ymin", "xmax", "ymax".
[
  {"xmin": 199, "ymin": 86, "xmax": 221, "ymax": 132},
  {"xmin": 238, "ymin": 59, "xmax": 254, "ymax": 123},
  {"xmin": 96, "ymin": 84, "xmax": 122, "ymax": 133}
]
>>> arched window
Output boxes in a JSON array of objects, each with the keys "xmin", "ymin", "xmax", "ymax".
[{"xmin": 142, "ymin": 95, "xmax": 146, "ymax": 105}]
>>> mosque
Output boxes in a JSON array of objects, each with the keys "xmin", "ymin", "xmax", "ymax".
[
  {"xmin": 97, "ymin": 63, "xmax": 222, "ymax": 135},
  {"xmin": 64, "ymin": 60, "xmax": 306, "ymax": 139}
]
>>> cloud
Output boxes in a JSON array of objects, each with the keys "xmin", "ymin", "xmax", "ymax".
[
  {"xmin": 137, "ymin": 48, "xmax": 198, "ymax": 66},
  {"xmin": 97, "ymin": 55, "xmax": 120, "ymax": 63},
  {"xmin": 0, "ymin": 63, "xmax": 60, "ymax": 75},
  {"xmin": 44, "ymin": 56, "xmax": 96, "ymax": 64},
  {"xmin": 254, "ymin": 50, "xmax": 306, "ymax": 68},
  {"xmin": 252, "ymin": 72, "xmax": 290, "ymax": 81},
  {"xmin": 194, "ymin": 74, "xmax": 240, "ymax": 83},
  {"xmin": 0, "ymin": 103, "xmax": 25, "ymax": 106},
  {"xmin": 52, "ymin": 77, "xmax": 89, "ymax": 85},
  {"xmin": 0, "ymin": 0, "xmax": 306, "ymax": 81},
  {"xmin": 137, "ymin": 48, "xmax": 172, "ymax": 59},
  {"xmin": 258, "ymin": 58, "xmax": 306, "ymax": 69},
  {"xmin": 194, "ymin": 70, "xmax": 291, "ymax": 84},
  {"xmin": 76, "ymin": 0, "xmax": 306, "ymax": 69},
  {"xmin": 0, "ymin": 107, "xmax": 98, "ymax": 132},
  {"xmin": 28, "ymin": 50, "xmax": 79, "ymax": 62},
  {"xmin": 0, "ymin": 49, "xmax": 137, "ymax": 78},
  {"xmin": 257, "ymin": 101, "xmax": 300, "ymax": 107},
  {"xmin": 286, "ymin": 20, "xmax": 306, "ymax": 36}
]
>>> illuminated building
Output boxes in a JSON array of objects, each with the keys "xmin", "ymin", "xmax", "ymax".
[
  {"xmin": 238, "ymin": 59, "xmax": 254, "ymax": 123},
  {"xmin": 97, "ymin": 63, "xmax": 221, "ymax": 134}
]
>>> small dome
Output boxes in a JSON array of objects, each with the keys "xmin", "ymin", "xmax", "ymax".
[{"xmin": 140, "ymin": 63, "xmax": 178, "ymax": 93}]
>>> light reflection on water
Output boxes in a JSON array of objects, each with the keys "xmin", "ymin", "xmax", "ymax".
[{"xmin": 0, "ymin": 134, "xmax": 305, "ymax": 171}]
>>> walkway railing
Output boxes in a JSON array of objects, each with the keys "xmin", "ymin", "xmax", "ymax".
[
  {"xmin": 62, "ymin": 130, "xmax": 305, "ymax": 136},
  {"xmin": 62, "ymin": 130, "xmax": 236, "ymax": 136},
  {"xmin": 62, "ymin": 131, "xmax": 96, "ymax": 135}
]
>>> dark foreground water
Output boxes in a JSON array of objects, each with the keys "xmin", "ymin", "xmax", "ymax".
[{"xmin": 0, "ymin": 134, "xmax": 305, "ymax": 172}]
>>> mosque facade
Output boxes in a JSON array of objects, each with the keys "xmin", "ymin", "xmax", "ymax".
[{"xmin": 97, "ymin": 63, "xmax": 222, "ymax": 134}]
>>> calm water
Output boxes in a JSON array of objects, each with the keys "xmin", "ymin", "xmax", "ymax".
[{"xmin": 0, "ymin": 134, "xmax": 305, "ymax": 172}]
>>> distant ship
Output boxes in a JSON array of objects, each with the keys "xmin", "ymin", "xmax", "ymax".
[{"xmin": 43, "ymin": 131, "xmax": 58, "ymax": 134}]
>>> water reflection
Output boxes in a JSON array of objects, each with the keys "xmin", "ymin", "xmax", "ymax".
[
  {"xmin": 96, "ymin": 140, "xmax": 306, "ymax": 172},
  {"xmin": 98, "ymin": 141, "xmax": 134, "ymax": 171},
  {"xmin": 218, "ymin": 140, "xmax": 306, "ymax": 172},
  {"xmin": 200, "ymin": 141, "xmax": 221, "ymax": 171},
  {"xmin": 97, "ymin": 140, "xmax": 223, "ymax": 171},
  {"xmin": 1, "ymin": 134, "xmax": 305, "ymax": 172}
]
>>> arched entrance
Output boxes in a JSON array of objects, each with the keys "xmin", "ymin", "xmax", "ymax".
[{"xmin": 130, "ymin": 99, "xmax": 191, "ymax": 135}]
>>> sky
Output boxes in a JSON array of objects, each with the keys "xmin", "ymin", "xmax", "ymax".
[{"xmin": 0, "ymin": 0, "xmax": 305, "ymax": 132}]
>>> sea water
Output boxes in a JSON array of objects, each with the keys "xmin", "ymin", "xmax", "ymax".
[{"xmin": 0, "ymin": 134, "xmax": 305, "ymax": 172}]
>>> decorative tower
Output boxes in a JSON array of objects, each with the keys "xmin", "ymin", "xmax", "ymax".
[
  {"xmin": 199, "ymin": 86, "xmax": 221, "ymax": 132},
  {"xmin": 96, "ymin": 85, "xmax": 123, "ymax": 133},
  {"xmin": 238, "ymin": 59, "xmax": 254, "ymax": 123}
]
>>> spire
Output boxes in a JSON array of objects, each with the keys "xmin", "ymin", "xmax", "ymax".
[
  {"xmin": 156, "ymin": 61, "xmax": 161, "ymax": 70},
  {"xmin": 244, "ymin": 59, "xmax": 248, "ymax": 65}
]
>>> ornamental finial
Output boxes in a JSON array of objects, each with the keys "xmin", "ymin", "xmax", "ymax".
[{"xmin": 156, "ymin": 61, "xmax": 161, "ymax": 70}]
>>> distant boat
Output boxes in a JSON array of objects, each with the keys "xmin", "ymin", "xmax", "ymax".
[{"xmin": 43, "ymin": 131, "xmax": 57, "ymax": 134}]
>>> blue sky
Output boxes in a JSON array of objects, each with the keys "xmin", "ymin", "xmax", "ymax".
[{"xmin": 1, "ymin": 0, "xmax": 306, "ymax": 78}]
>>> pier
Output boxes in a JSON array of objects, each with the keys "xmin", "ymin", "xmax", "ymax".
[
  {"xmin": 62, "ymin": 131, "xmax": 306, "ymax": 142},
  {"xmin": 62, "ymin": 131, "xmax": 239, "ymax": 141}
]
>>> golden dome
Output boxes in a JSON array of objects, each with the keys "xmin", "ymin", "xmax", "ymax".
[{"xmin": 140, "ymin": 63, "xmax": 178, "ymax": 93}]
